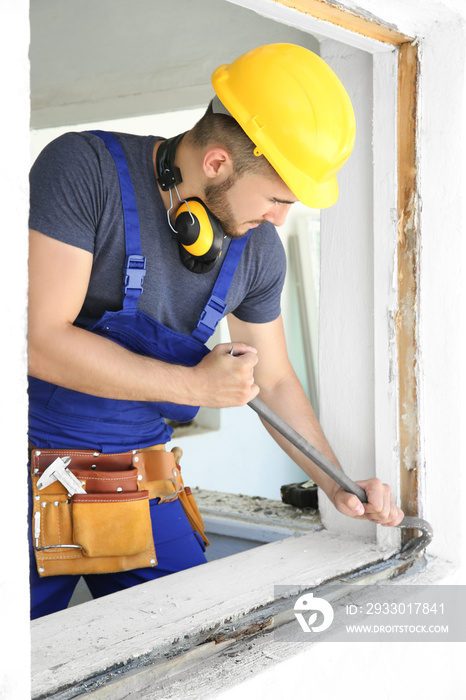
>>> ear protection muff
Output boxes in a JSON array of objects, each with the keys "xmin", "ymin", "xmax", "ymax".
[
  {"xmin": 155, "ymin": 133, "xmax": 225, "ymax": 274},
  {"xmin": 175, "ymin": 197, "xmax": 224, "ymax": 274}
]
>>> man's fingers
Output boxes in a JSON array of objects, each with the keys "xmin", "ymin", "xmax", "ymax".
[
  {"xmin": 334, "ymin": 479, "xmax": 404, "ymax": 527},
  {"xmin": 193, "ymin": 342, "xmax": 260, "ymax": 407},
  {"xmin": 222, "ymin": 342, "xmax": 257, "ymax": 357},
  {"xmin": 228, "ymin": 343, "xmax": 259, "ymax": 397},
  {"xmin": 344, "ymin": 494, "xmax": 365, "ymax": 516},
  {"xmin": 360, "ymin": 479, "xmax": 404, "ymax": 524},
  {"xmin": 355, "ymin": 478, "xmax": 385, "ymax": 513}
]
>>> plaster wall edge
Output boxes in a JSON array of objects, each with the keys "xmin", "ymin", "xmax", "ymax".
[{"xmin": 414, "ymin": 17, "xmax": 466, "ymax": 564}]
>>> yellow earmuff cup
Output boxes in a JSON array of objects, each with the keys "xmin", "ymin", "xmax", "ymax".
[{"xmin": 176, "ymin": 200, "xmax": 214, "ymax": 256}]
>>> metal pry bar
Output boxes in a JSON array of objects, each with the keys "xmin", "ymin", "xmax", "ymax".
[
  {"xmin": 248, "ymin": 396, "xmax": 433, "ymax": 558},
  {"xmin": 36, "ymin": 456, "xmax": 87, "ymax": 495}
]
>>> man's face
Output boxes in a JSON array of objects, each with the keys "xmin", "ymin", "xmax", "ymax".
[{"xmin": 203, "ymin": 171, "xmax": 297, "ymax": 238}]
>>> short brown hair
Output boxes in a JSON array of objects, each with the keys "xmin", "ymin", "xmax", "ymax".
[{"xmin": 186, "ymin": 101, "xmax": 276, "ymax": 180}]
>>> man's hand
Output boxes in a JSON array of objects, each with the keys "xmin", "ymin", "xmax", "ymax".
[
  {"xmin": 190, "ymin": 342, "xmax": 260, "ymax": 408},
  {"xmin": 332, "ymin": 478, "xmax": 404, "ymax": 527}
]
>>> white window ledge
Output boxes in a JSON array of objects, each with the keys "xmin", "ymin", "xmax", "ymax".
[
  {"xmin": 196, "ymin": 488, "xmax": 322, "ymax": 544},
  {"xmin": 31, "ymin": 528, "xmax": 400, "ymax": 698}
]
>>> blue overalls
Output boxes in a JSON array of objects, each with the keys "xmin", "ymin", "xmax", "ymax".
[{"xmin": 28, "ymin": 131, "xmax": 250, "ymax": 618}]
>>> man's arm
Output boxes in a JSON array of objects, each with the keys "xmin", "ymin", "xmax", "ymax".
[
  {"xmin": 227, "ymin": 313, "xmax": 403, "ymax": 526},
  {"xmin": 28, "ymin": 230, "xmax": 259, "ymax": 407}
]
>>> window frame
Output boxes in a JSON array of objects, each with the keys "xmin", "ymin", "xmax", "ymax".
[{"xmin": 30, "ymin": 1, "xmax": 435, "ymax": 696}]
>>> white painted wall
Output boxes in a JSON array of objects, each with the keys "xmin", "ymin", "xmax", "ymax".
[
  {"xmin": 415, "ymin": 13, "xmax": 466, "ymax": 568},
  {"xmin": 0, "ymin": 2, "xmax": 31, "ymax": 699},
  {"xmin": 30, "ymin": 0, "xmax": 320, "ymax": 128},
  {"xmin": 30, "ymin": 109, "xmax": 205, "ymax": 163},
  {"xmin": 216, "ymin": 641, "xmax": 465, "ymax": 700},
  {"xmin": 317, "ymin": 41, "xmax": 377, "ymax": 540}
]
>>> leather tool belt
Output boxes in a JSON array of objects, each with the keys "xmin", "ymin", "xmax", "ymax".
[{"xmin": 31, "ymin": 446, "xmax": 209, "ymax": 578}]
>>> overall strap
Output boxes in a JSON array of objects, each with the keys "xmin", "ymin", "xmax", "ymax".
[
  {"xmin": 88, "ymin": 130, "xmax": 250, "ymax": 340},
  {"xmin": 191, "ymin": 233, "xmax": 250, "ymax": 344},
  {"xmin": 89, "ymin": 130, "xmax": 146, "ymax": 310}
]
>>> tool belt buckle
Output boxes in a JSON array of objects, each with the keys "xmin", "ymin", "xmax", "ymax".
[{"xmin": 158, "ymin": 465, "xmax": 184, "ymax": 503}]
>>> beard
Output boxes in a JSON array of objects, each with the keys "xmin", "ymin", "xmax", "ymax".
[{"xmin": 203, "ymin": 176, "xmax": 265, "ymax": 238}]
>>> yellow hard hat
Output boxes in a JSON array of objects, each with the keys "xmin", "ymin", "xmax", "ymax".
[{"xmin": 211, "ymin": 43, "xmax": 356, "ymax": 208}]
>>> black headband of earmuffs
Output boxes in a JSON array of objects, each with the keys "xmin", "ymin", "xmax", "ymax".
[
  {"xmin": 156, "ymin": 132, "xmax": 185, "ymax": 191},
  {"xmin": 155, "ymin": 133, "xmax": 225, "ymax": 274}
]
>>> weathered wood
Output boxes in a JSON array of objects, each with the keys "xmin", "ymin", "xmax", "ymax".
[
  {"xmin": 31, "ymin": 531, "xmax": 397, "ymax": 698},
  {"xmin": 41, "ymin": 553, "xmax": 418, "ymax": 699},
  {"xmin": 396, "ymin": 41, "xmax": 420, "ymax": 538},
  {"xmin": 270, "ymin": 0, "xmax": 410, "ymax": 45}
]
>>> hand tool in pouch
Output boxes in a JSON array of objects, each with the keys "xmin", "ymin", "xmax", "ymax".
[{"xmin": 37, "ymin": 456, "xmax": 87, "ymax": 495}]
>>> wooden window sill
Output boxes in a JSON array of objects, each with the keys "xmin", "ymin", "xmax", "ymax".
[{"xmin": 31, "ymin": 525, "xmax": 398, "ymax": 698}]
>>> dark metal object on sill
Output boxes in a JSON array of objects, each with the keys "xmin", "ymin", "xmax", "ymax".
[{"xmin": 280, "ymin": 480, "xmax": 318, "ymax": 509}]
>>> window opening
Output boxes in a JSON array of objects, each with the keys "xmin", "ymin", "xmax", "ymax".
[
  {"xmin": 29, "ymin": 1, "xmax": 434, "ymax": 695},
  {"xmin": 28, "ymin": 0, "xmax": 422, "ymax": 656}
]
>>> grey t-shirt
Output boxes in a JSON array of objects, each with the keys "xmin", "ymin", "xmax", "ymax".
[{"xmin": 29, "ymin": 131, "xmax": 286, "ymax": 334}]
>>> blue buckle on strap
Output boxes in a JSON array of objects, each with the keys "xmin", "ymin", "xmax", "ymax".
[
  {"xmin": 123, "ymin": 254, "xmax": 146, "ymax": 294},
  {"xmin": 196, "ymin": 294, "xmax": 227, "ymax": 336}
]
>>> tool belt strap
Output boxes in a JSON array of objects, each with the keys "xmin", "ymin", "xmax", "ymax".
[{"xmin": 31, "ymin": 445, "xmax": 183, "ymax": 502}]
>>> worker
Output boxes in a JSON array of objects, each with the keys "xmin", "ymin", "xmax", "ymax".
[{"xmin": 28, "ymin": 44, "xmax": 404, "ymax": 620}]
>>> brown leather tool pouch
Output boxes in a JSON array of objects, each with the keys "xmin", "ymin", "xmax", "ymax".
[
  {"xmin": 31, "ymin": 449, "xmax": 156, "ymax": 577},
  {"xmin": 72, "ymin": 491, "xmax": 153, "ymax": 557},
  {"xmin": 135, "ymin": 449, "xmax": 210, "ymax": 546}
]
